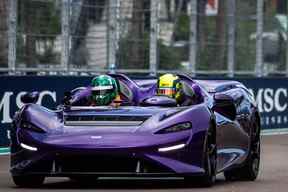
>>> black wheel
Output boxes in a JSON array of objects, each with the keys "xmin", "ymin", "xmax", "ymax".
[
  {"xmin": 185, "ymin": 124, "xmax": 217, "ymax": 187},
  {"xmin": 10, "ymin": 122, "xmax": 21, "ymax": 153},
  {"xmin": 224, "ymin": 120, "xmax": 261, "ymax": 181},
  {"xmin": 12, "ymin": 175, "xmax": 45, "ymax": 188}
]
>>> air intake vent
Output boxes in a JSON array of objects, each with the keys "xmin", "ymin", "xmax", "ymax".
[{"xmin": 64, "ymin": 115, "xmax": 150, "ymax": 126}]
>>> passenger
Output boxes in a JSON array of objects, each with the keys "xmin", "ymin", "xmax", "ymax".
[{"xmin": 157, "ymin": 73, "xmax": 203, "ymax": 106}]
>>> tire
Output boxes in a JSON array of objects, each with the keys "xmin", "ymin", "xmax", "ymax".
[
  {"xmin": 10, "ymin": 122, "xmax": 21, "ymax": 153},
  {"xmin": 185, "ymin": 124, "xmax": 217, "ymax": 187},
  {"xmin": 224, "ymin": 120, "xmax": 261, "ymax": 181},
  {"xmin": 12, "ymin": 175, "xmax": 45, "ymax": 188}
]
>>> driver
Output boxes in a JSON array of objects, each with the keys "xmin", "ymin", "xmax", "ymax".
[
  {"xmin": 68, "ymin": 75, "xmax": 122, "ymax": 107},
  {"xmin": 89, "ymin": 75, "xmax": 122, "ymax": 106},
  {"xmin": 157, "ymin": 73, "xmax": 203, "ymax": 106}
]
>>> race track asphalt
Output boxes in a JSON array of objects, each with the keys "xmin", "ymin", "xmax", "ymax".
[{"xmin": 0, "ymin": 134, "xmax": 287, "ymax": 192}]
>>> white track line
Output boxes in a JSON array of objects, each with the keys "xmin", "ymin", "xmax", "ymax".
[{"xmin": 261, "ymin": 128, "xmax": 288, "ymax": 136}]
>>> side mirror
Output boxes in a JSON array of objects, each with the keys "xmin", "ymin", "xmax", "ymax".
[
  {"xmin": 21, "ymin": 92, "xmax": 39, "ymax": 104},
  {"xmin": 212, "ymin": 93, "xmax": 236, "ymax": 121}
]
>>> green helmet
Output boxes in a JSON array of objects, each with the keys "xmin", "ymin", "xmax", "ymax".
[{"xmin": 91, "ymin": 75, "xmax": 118, "ymax": 105}]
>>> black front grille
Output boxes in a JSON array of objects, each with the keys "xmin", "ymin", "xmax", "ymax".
[
  {"xmin": 65, "ymin": 115, "xmax": 150, "ymax": 122},
  {"xmin": 58, "ymin": 155, "xmax": 137, "ymax": 173},
  {"xmin": 55, "ymin": 154, "xmax": 171, "ymax": 174}
]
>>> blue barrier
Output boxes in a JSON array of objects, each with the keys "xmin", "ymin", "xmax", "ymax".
[
  {"xmin": 239, "ymin": 78, "xmax": 288, "ymax": 130},
  {"xmin": 0, "ymin": 76, "xmax": 287, "ymax": 147}
]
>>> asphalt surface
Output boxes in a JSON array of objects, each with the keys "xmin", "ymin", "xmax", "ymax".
[{"xmin": 0, "ymin": 134, "xmax": 287, "ymax": 192}]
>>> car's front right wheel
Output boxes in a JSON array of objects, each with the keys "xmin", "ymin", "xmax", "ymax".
[
  {"xmin": 224, "ymin": 120, "xmax": 261, "ymax": 181},
  {"xmin": 185, "ymin": 124, "xmax": 217, "ymax": 187}
]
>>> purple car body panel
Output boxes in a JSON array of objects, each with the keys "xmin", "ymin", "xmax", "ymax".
[{"xmin": 10, "ymin": 74, "xmax": 259, "ymax": 178}]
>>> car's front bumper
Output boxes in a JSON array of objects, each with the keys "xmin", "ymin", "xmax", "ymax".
[
  {"xmin": 11, "ymin": 129, "xmax": 206, "ymax": 177},
  {"xmin": 11, "ymin": 150, "xmax": 205, "ymax": 177}
]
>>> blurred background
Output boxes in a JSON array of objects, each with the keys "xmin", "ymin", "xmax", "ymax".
[
  {"xmin": 0, "ymin": 0, "xmax": 287, "ymax": 77},
  {"xmin": 0, "ymin": 0, "xmax": 288, "ymax": 147}
]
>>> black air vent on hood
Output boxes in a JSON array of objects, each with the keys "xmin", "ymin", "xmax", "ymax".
[
  {"xmin": 64, "ymin": 115, "xmax": 151, "ymax": 126},
  {"xmin": 65, "ymin": 115, "xmax": 150, "ymax": 122}
]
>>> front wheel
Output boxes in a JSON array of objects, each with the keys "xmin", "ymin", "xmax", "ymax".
[
  {"xmin": 12, "ymin": 175, "xmax": 45, "ymax": 188},
  {"xmin": 185, "ymin": 124, "xmax": 217, "ymax": 187},
  {"xmin": 224, "ymin": 121, "xmax": 261, "ymax": 181}
]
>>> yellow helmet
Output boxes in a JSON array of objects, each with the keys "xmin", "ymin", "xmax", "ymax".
[{"xmin": 157, "ymin": 74, "xmax": 180, "ymax": 98}]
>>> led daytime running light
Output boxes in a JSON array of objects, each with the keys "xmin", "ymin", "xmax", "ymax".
[
  {"xmin": 158, "ymin": 143, "xmax": 185, "ymax": 152},
  {"xmin": 20, "ymin": 143, "xmax": 38, "ymax": 151}
]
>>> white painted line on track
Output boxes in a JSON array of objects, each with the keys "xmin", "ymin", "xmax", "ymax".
[
  {"xmin": 0, "ymin": 148, "xmax": 9, "ymax": 156},
  {"xmin": 0, "ymin": 153, "xmax": 10, "ymax": 156},
  {"xmin": 261, "ymin": 128, "xmax": 288, "ymax": 136}
]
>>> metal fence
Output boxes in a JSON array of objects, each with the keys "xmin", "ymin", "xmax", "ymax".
[
  {"xmin": 0, "ymin": 0, "xmax": 288, "ymax": 77},
  {"xmin": 0, "ymin": 0, "xmax": 8, "ymax": 68}
]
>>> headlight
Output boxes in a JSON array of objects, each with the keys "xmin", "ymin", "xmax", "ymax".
[
  {"xmin": 155, "ymin": 122, "xmax": 192, "ymax": 134},
  {"xmin": 21, "ymin": 121, "xmax": 46, "ymax": 133}
]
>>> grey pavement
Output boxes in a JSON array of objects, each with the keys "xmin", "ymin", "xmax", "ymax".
[{"xmin": 0, "ymin": 135, "xmax": 287, "ymax": 192}]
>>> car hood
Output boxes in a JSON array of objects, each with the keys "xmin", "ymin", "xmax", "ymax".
[{"xmin": 22, "ymin": 104, "xmax": 203, "ymax": 148}]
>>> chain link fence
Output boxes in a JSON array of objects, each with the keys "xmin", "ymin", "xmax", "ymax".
[
  {"xmin": 16, "ymin": 0, "xmax": 62, "ymax": 70},
  {"xmin": 263, "ymin": 0, "xmax": 287, "ymax": 75},
  {"xmin": 235, "ymin": 1, "xmax": 257, "ymax": 73},
  {"xmin": 0, "ymin": 0, "xmax": 8, "ymax": 68},
  {"xmin": 1, "ymin": 0, "xmax": 288, "ymax": 76}
]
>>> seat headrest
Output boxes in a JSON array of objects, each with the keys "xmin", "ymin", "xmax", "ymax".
[
  {"xmin": 181, "ymin": 81, "xmax": 195, "ymax": 97},
  {"xmin": 118, "ymin": 81, "xmax": 134, "ymax": 102}
]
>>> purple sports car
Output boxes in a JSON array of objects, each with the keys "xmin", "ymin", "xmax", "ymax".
[{"xmin": 10, "ymin": 74, "xmax": 261, "ymax": 187}]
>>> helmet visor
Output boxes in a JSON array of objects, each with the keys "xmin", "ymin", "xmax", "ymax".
[
  {"xmin": 157, "ymin": 87, "xmax": 176, "ymax": 97},
  {"xmin": 91, "ymin": 86, "xmax": 114, "ymax": 96}
]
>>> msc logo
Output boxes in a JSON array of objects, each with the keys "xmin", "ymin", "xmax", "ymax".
[
  {"xmin": 0, "ymin": 91, "xmax": 57, "ymax": 123},
  {"xmin": 252, "ymin": 88, "xmax": 287, "ymax": 113}
]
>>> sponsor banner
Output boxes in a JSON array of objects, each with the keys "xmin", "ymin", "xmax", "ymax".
[
  {"xmin": 239, "ymin": 78, "xmax": 288, "ymax": 130},
  {"xmin": 0, "ymin": 76, "xmax": 92, "ymax": 147},
  {"xmin": 0, "ymin": 76, "xmax": 287, "ymax": 147}
]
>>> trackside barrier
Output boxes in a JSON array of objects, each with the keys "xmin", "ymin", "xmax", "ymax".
[
  {"xmin": 0, "ymin": 148, "xmax": 10, "ymax": 155},
  {"xmin": 0, "ymin": 76, "xmax": 287, "ymax": 150}
]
